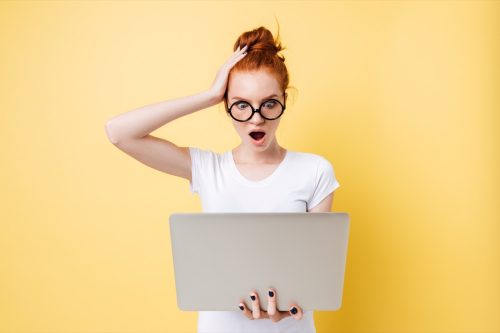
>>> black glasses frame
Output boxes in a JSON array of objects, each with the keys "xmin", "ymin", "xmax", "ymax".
[{"xmin": 225, "ymin": 95, "xmax": 286, "ymax": 122}]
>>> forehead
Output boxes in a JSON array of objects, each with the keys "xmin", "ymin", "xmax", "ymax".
[{"xmin": 228, "ymin": 70, "xmax": 280, "ymax": 100}]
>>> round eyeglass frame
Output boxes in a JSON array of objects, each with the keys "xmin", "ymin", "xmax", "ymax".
[{"xmin": 225, "ymin": 95, "xmax": 286, "ymax": 122}]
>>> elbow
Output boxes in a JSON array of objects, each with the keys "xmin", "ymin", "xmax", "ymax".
[{"xmin": 105, "ymin": 120, "xmax": 120, "ymax": 145}]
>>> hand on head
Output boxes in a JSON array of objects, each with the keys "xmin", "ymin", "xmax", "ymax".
[{"xmin": 209, "ymin": 45, "xmax": 248, "ymax": 103}]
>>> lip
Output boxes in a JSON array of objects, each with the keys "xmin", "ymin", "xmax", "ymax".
[
  {"xmin": 248, "ymin": 129, "xmax": 266, "ymax": 135},
  {"xmin": 248, "ymin": 130, "xmax": 267, "ymax": 146}
]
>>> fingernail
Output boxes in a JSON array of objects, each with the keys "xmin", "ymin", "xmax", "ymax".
[
  {"xmin": 268, "ymin": 290, "xmax": 274, "ymax": 297},
  {"xmin": 290, "ymin": 307, "xmax": 298, "ymax": 315},
  {"xmin": 239, "ymin": 305, "xmax": 244, "ymax": 311},
  {"xmin": 250, "ymin": 295, "xmax": 256, "ymax": 301}
]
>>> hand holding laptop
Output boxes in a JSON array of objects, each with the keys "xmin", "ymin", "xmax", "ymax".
[{"xmin": 238, "ymin": 287, "xmax": 304, "ymax": 322}]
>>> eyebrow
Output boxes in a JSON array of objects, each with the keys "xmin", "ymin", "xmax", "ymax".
[{"xmin": 231, "ymin": 94, "xmax": 279, "ymax": 102}]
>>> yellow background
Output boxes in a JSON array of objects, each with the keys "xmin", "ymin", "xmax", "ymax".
[{"xmin": 1, "ymin": 1, "xmax": 499, "ymax": 332}]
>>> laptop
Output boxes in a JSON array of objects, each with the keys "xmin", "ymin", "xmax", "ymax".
[{"xmin": 169, "ymin": 212, "xmax": 350, "ymax": 311}]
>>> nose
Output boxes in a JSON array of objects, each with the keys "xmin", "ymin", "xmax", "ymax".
[{"xmin": 248, "ymin": 108, "xmax": 265, "ymax": 124}]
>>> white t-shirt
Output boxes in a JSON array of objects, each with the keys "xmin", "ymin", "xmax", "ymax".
[{"xmin": 189, "ymin": 147, "xmax": 340, "ymax": 333}]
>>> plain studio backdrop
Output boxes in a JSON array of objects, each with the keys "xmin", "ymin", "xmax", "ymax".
[{"xmin": 0, "ymin": 1, "xmax": 499, "ymax": 333}]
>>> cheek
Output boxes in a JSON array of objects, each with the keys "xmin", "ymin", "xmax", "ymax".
[
  {"xmin": 231, "ymin": 122, "xmax": 246, "ymax": 136},
  {"xmin": 269, "ymin": 121, "xmax": 281, "ymax": 133}
]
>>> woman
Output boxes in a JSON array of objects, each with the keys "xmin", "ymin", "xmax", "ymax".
[{"xmin": 105, "ymin": 26, "xmax": 340, "ymax": 333}]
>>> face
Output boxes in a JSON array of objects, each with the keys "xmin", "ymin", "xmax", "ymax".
[{"xmin": 226, "ymin": 70, "xmax": 287, "ymax": 152}]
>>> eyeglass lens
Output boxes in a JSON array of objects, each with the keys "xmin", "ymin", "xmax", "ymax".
[{"xmin": 229, "ymin": 99, "xmax": 284, "ymax": 121}]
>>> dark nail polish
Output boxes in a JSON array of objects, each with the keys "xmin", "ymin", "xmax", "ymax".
[
  {"xmin": 290, "ymin": 307, "xmax": 298, "ymax": 315},
  {"xmin": 239, "ymin": 305, "xmax": 244, "ymax": 311},
  {"xmin": 268, "ymin": 291, "xmax": 274, "ymax": 297},
  {"xmin": 250, "ymin": 295, "xmax": 256, "ymax": 301}
]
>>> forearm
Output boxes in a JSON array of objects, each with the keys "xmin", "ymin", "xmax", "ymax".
[{"xmin": 105, "ymin": 89, "xmax": 219, "ymax": 143}]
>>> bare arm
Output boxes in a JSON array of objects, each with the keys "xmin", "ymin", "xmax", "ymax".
[
  {"xmin": 105, "ymin": 90, "xmax": 219, "ymax": 144},
  {"xmin": 308, "ymin": 192, "xmax": 334, "ymax": 212},
  {"xmin": 104, "ymin": 45, "xmax": 248, "ymax": 181},
  {"xmin": 104, "ymin": 90, "xmax": 218, "ymax": 180}
]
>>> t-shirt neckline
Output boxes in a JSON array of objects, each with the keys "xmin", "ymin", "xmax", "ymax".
[{"xmin": 227, "ymin": 149, "xmax": 290, "ymax": 187}]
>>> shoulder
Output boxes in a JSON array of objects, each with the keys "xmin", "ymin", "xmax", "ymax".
[
  {"xmin": 288, "ymin": 151, "xmax": 337, "ymax": 183},
  {"xmin": 189, "ymin": 147, "xmax": 224, "ymax": 166},
  {"xmin": 189, "ymin": 147, "xmax": 222, "ymax": 158},
  {"xmin": 288, "ymin": 150, "xmax": 332, "ymax": 168}
]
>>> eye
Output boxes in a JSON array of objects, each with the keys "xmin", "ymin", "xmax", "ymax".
[
  {"xmin": 263, "ymin": 100, "xmax": 277, "ymax": 108},
  {"xmin": 236, "ymin": 102, "xmax": 249, "ymax": 109}
]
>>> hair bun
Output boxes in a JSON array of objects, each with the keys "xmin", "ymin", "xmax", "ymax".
[
  {"xmin": 234, "ymin": 26, "xmax": 285, "ymax": 60},
  {"xmin": 227, "ymin": 24, "xmax": 290, "ymax": 94}
]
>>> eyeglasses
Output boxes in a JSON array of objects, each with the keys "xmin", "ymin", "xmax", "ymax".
[{"xmin": 225, "ymin": 95, "xmax": 286, "ymax": 122}]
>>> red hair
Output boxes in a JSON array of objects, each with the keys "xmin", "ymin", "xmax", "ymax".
[{"xmin": 224, "ymin": 26, "xmax": 289, "ymax": 107}]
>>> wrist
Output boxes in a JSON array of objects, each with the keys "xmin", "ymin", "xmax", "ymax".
[{"xmin": 205, "ymin": 89, "xmax": 224, "ymax": 106}]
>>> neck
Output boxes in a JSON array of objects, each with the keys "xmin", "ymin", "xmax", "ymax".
[{"xmin": 233, "ymin": 138, "xmax": 286, "ymax": 164}]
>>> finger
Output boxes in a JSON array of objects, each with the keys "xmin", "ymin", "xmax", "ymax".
[
  {"xmin": 228, "ymin": 53, "xmax": 246, "ymax": 65},
  {"xmin": 233, "ymin": 44, "xmax": 247, "ymax": 56},
  {"xmin": 250, "ymin": 291, "xmax": 261, "ymax": 319},
  {"xmin": 228, "ymin": 51, "xmax": 248, "ymax": 67},
  {"xmin": 225, "ymin": 49, "xmax": 247, "ymax": 68},
  {"xmin": 227, "ymin": 57, "xmax": 246, "ymax": 69},
  {"xmin": 231, "ymin": 47, "xmax": 248, "ymax": 62},
  {"xmin": 289, "ymin": 304, "xmax": 304, "ymax": 320},
  {"xmin": 238, "ymin": 301, "xmax": 254, "ymax": 320},
  {"xmin": 234, "ymin": 46, "xmax": 247, "ymax": 59},
  {"xmin": 267, "ymin": 288, "xmax": 277, "ymax": 316}
]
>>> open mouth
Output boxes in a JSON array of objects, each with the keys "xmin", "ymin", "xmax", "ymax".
[{"xmin": 249, "ymin": 131, "xmax": 266, "ymax": 141}]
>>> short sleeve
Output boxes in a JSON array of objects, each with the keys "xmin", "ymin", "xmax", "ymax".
[
  {"xmin": 189, "ymin": 147, "xmax": 200, "ymax": 194},
  {"xmin": 188, "ymin": 147, "xmax": 218, "ymax": 194},
  {"xmin": 307, "ymin": 157, "xmax": 340, "ymax": 210}
]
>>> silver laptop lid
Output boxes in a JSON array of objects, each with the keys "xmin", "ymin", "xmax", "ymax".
[{"xmin": 169, "ymin": 212, "xmax": 350, "ymax": 311}]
